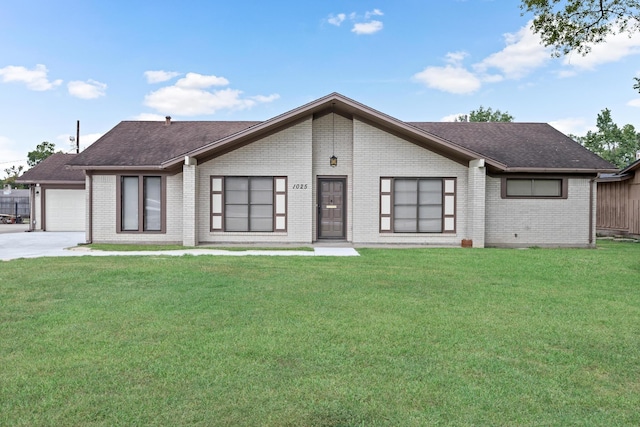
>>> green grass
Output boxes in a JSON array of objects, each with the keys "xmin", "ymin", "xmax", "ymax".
[{"xmin": 1, "ymin": 240, "xmax": 639, "ymax": 426}]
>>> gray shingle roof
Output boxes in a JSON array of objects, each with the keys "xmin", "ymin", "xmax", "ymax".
[
  {"xmin": 68, "ymin": 121, "xmax": 261, "ymax": 167},
  {"xmin": 66, "ymin": 93, "xmax": 615, "ymax": 173},
  {"xmin": 407, "ymin": 122, "xmax": 615, "ymax": 171},
  {"xmin": 17, "ymin": 153, "xmax": 85, "ymax": 183}
]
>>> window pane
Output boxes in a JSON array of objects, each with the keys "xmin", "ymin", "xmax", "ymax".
[
  {"xmin": 226, "ymin": 177, "xmax": 249, "ymax": 191},
  {"xmin": 226, "ymin": 190, "xmax": 248, "ymax": 204},
  {"xmin": 419, "ymin": 219, "xmax": 442, "ymax": 232},
  {"xmin": 533, "ymin": 179, "xmax": 561, "ymax": 196},
  {"xmin": 122, "ymin": 177, "xmax": 138, "ymax": 231},
  {"xmin": 225, "ymin": 204, "xmax": 248, "ymax": 217},
  {"xmin": 251, "ymin": 177, "xmax": 273, "ymax": 191},
  {"xmin": 225, "ymin": 218, "xmax": 248, "ymax": 232},
  {"xmin": 419, "ymin": 205, "xmax": 442, "ymax": 219},
  {"xmin": 394, "ymin": 180, "xmax": 417, "ymax": 204},
  {"xmin": 251, "ymin": 190, "xmax": 273, "ymax": 204},
  {"xmin": 506, "ymin": 179, "xmax": 532, "ymax": 196},
  {"xmin": 250, "ymin": 218, "xmax": 273, "ymax": 231},
  {"xmin": 394, "ymin": 219, "xmax": 417, "ymax": 232},
  {"xmin": 144, "ymin": 177, "xmax": 161, "ymax": 231},
  {"xmin": 419, "ymin": 179, "xmax": 441, "ymax": 192},
  {"xmin": 250, "ymin": 204, "xmax": 273, "ymax": 218},
  {"xmin": 395, "ymin": 205, "xmax": 417, "ymax": 219}
]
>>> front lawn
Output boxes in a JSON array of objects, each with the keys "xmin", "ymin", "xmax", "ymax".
[{"xmin": 1, "ymin": 241, "xmax": 639, "ymax": 426}]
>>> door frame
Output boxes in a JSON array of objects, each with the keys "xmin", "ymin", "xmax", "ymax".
[{"xmin": 316, "ymin": 176, "xmax": 347, "ymax": 240}]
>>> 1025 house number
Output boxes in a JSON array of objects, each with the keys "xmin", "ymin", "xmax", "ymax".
[{"xmin": 292, "ymin": 184, "xmax": 308, "ymax": 190}]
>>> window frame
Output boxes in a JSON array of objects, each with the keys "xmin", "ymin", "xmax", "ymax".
[
  {"xmin": 501, "ymin": 177, "xmax": 568, "ymax": 199},
  {"xmin": 116, "ymin": 174, "xmax": 167, "ymax": 233},
  {"xmin": 211, "ymin": 176, "xmax": 287, "ymax": 233},
  {"xmin": 380, "ymin": 177, "xmax": 456, "ymax": 234}
]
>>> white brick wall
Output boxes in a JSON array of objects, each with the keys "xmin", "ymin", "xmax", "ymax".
[
  {"xmin": 352, "ymin": 118, "xmax": 468, "ymax": 245},
  {"xmin": 196, "ymin": 117, "xmax": 314, "ymax": 244},
  {"xmin": 485, "ymin": 177, "xmax": 594, "ymax": 247}
]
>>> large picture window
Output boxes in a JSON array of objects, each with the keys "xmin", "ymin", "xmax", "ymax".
[
  {"xmin": 119, "ymin": 175, "xmax": 164, "ymax": 232},
  {"xmin": 380, "ymin": 177, "xmax": 456, "ymax": 233},
  {"xmin": 394, "ymin": 179, "xmax": 443, "ymax": 232},
  {"xmin": 503, "ymin": 178, "xmax": 566, "ymax": 198},
  {"xmin": 211, "ymin": 176, "xmax": 287, "ymax": 232}
]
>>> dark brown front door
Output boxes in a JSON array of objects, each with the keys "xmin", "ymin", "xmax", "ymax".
[{"xmin": 318, "ymin": 178, "xmax": 345, "ymax": 239}]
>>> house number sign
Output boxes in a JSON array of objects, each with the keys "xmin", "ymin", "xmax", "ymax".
[{"xmin": 292, "ymin": 184, "xmax": 308, "ymax": 190}]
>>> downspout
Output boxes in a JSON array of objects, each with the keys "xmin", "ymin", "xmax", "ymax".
[
  {"xmin": 28, "ymin": 184, "xmax": 35, "ymax": 231},
  {"xmin": 87, "ymin": 172, "xmax": 93, "ymax": 244},
  {"xmin": 589, "ymin": 178, "xmax": 595, "ymax": 246}
]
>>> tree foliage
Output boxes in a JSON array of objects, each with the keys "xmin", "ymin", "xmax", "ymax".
[
  {"xmin": 522, "ymin": 0, "xmax": 640, "ymax": 57},
  {"xmin": 1, "ymin": 165, "xmax": 25, "ymax": 188},
  {"xmin": 573, "ymin": 108, "xmax": 640, "ymax": 168},
  {"xmin": 27, "ymin": 141, "xmax": 56, "ymax": 167},
  {"xmin": 456, "ymin": 106, "xmax": 514, "ymax": 122}
]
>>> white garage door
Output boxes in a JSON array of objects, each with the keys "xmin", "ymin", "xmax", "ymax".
[{"xmin": 45, "ymin": 189, "xmax": 85, "ymax": 231}]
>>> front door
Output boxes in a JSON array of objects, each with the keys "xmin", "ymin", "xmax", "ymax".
[{"xmin": 318, "ymin": 178, "xmax": 345, "ymax": 239}]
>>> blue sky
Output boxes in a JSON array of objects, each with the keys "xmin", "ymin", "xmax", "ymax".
[{"xmin": 2, "ymin": 0, "xmax": 640, "ymax": 171}]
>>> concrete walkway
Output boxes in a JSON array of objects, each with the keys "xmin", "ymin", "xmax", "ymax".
[{"xmin": 0, "ymin": 228, "xmax": 359, "ymax": 261}]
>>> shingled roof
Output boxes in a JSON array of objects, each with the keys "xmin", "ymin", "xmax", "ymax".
[
  {"xmin": 67, "ymin": 93, "xmax": 616, "ymax": 174},
  {"xmin": 17, "ymin": 153, "xmax": 85, "ymax": 184},
  {"xmin": 407, "ymin": 122, "xmax": 615, "ymax": 171}
]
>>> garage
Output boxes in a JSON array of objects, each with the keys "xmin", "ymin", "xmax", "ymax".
[
  {"xmin": 15, "ymin": 153, "xmax": 87, "ymax": 233},
  {"xmin": 44, "ymin": 189, "xmax": 85, "ymax": 231}
]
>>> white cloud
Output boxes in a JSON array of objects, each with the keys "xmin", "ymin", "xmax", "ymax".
[
  {"xmin": 413, "ymin": 64, "xmax": 481, "ymax": 94},
  {"xmin": 549, "ymin": 117, "xmax": 595, "ymax": 136},
  {"xmin": 143, "ymin": 74, "xmax": 279, "ymax": 116},
  {"xmin": 132, "ymin": 113, "xmax": 168, "ymax": 121},
  {"xmin": 67, "ymin": 79, "xmax": 107, "ymax": 99},
  {"xmin": 627, "ymin": 98, "xmax": 640, "ymax": 107},
  {"xmin": 365, "ymin": 9, "xmax": 384, "ymax": 19},
  {"xmin": 144, "ymin": 70, "xmax": 181, "ymax": 84},
  {"xmin": 328, "ymin": 9, "xmax": 384, "ymax": 35},
  {"xmin": 413, "ymin": 52, "xmax": 481, "ymax": 94},
  {"xmin": 413, "ymin": 22, "xmax": 551, "ymax": 94},
  {"xmin": 328, "ymin": 13, "xmax": 346, "ymax": 26},
  {"xmin": 175, "ymin": 72, "xmax": 229, "ymax": 89},
  {"xmin": 0, "ymin": 64, "xmax": 62, "ymax": 91},
  {"xmin": 441, "ymin": 113, "xmax": 466, "ymax": 122},
  {"xmin": 474, "ymin": 22, "xmax": 550, "ymax": 79},
  {"xmin": 352, "ymin": 20, "xmax": 383, "ymax": 35},
  {"xmin": 562, "ymin": 29, "xmax": 640, "ymax": 70}
]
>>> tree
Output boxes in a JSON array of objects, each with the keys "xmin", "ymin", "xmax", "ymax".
[
  {"xmin": 1, "ymin": 165, "xmax": 25, "ymax": 188},
  {"xmin": 573, "ymin": 108, "xmax": 640, "ymax": 168},
  {"xmin": 27, "ymin": 141, "xmax": 56, "ymax": 167},
  {"xmin": 456, "ymin": 106, "xmax": 514, "ymax": 122},
  {"xmin": 521, "ymin": 0, "xmax": 640, "ymax": 91}
]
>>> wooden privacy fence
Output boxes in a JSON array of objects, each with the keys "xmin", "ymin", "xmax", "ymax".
[{"xmin": 597, "ymin": 180, "xmax": 640, "ymax": 235}]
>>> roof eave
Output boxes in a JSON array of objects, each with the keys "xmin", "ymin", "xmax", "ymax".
[
  {"xmin": 67, "ymin": 165, "xmax": 166, "ymax": 171},
  {"xmin": 502, "ymin": 167, "xmax": 617, "ymax": 174},
  {"xmin": 15, "ymin": 179, "xmax": 85, "ymax": 185}
]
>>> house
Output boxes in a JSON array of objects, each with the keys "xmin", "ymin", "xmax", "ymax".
[
  {"xmin": 596, "ymin": 158, "xmax": 640, "ymax": 237},
  {"xmin": 16, "ymin": 153, "xmax": 86, "ymax": 231},
  {"xmin": 66, "ymin": 93, "xmax": 615, "ymax": 248}
]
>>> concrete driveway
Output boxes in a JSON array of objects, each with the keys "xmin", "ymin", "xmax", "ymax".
[
  {"xmin": 0, "ymin": 226, "xmax": 86, "ymax": 261},
  {"xmin": 0, "ymin": 225, "xmax": 358, "ymax": 261}
]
